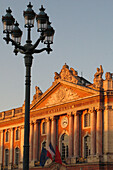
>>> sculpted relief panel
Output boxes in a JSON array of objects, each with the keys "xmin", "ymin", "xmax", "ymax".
[{"xmin": 46, "ymin": 86, "xmax": 79, "ymax": 106}]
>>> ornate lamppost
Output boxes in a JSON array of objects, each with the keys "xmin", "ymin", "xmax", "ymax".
[{"xmin": 2, "ymin": 2, "xmax": 55, "ymax": 170}]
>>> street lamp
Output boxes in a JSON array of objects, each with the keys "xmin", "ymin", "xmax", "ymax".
[{"xmin": 2, "ymin": 2, "xmax": 55, "ymax": 170}]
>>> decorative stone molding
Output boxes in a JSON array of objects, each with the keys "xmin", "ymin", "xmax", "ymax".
[
  {"xmin": 12, "ymin": 109, "xmax": 15, "ymax": 117},
  {"xmin": 46, "ymin": 86, "xmax": 79, "ymax": 106},
  {"xmin": 2, "ymin": 112, "xmax": 5, "ymax": 119},
  {"xmin": 54, "ymin": 63, "xmax": 79, "ymax": 84}
]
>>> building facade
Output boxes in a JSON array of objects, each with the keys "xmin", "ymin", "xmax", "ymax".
[{"xmin": 0, "ymin": 64, "xmax": 113, "ymax": 170}]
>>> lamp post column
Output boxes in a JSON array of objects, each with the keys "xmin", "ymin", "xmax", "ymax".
[{"xmin": 23, "ymin": 54, "xmax": 33, "ymax": 170}]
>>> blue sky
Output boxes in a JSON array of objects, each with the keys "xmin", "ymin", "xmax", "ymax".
[{"xmin": 0, "ymin": 0, "xmax": 113, "ymax": 112}]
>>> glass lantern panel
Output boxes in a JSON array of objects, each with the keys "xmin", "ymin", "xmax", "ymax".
[
  {"xmin": 12, "ymin": 36, "xmax": 21, "ymax": 44},
  {"xmin": 44, "ymin": 35, "xmax": 53, "ymax": 44},
  {"xmin": 25, "ymin": 18, "xmax": 34, "ymax": 27},
  {"xmin": 37, "ymin": 20, "xmax": 47, "ymax": 31},
  {"xmin": 3, "ymin": 23, "xmax": 13, "ymax": 32}
]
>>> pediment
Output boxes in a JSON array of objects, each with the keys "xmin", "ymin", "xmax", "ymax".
[
  {"xmin": 46, "ymin": 86, "xmax": 79, "ymax": 106},
  {"xmin": 31, "ymin": 80, "xmax": 98, "ymax": 110}
]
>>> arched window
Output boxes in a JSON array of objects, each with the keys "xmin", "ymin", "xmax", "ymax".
[
  {"xmin": 5, "ymin": 131, "xmax": 9, "ymax": 142},
  {"xmin": 61, "ymin": 133, "xmax": 69, "ymax": 161},
  {"xmin": 15, "ymin": 147, "xmax": 19, "ymax": 165},
  {"xmin": 16, "ymin": 128, "xmax": 19, "ymax": 140},
  {"xmin": 84, "ymin": 113, "xmax": 90, "ymax": 127},
  {"xmin": 42, "ymin": 122, "xmax": 47, "ymax": 135},
  {"xmin": 84, "ymin": 135, "xmax": 91, "ymax": 158},
  {"xmin": 5, "ymin": 149, "xmax": 9, "ymax": 166}
]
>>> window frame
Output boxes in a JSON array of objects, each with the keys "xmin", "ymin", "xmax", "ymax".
[
  {"xmin": 5, "ymin": 130, "xmax": 9, "ymax": 143},
  {"xmin": 15, "ymin": 128, "xmax": 20, "ymax": 141},
  {"xmin": 41, "ymin": 121, "xmax": 47, "ymax": 135},
  {"xmin": 5, "ymin": 148, "xmax": 9, "ymax": 166},
  {"xmin": 84, "ymin": 112, "xmax": 90, "ymax": 128},
  {"xmin": 84, "ymin": 135, "xmax": 91, "ymax": 158},
  {"xmin": 15, "ymin": 147, "xmax": 19, "ymax": 166}
]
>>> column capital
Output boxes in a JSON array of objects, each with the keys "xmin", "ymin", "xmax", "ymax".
[
  {"xmin": 33, "ymin": 119, "xmax": 41, "ymax": 124},
  {"xmin": 9, "ymin": 128, "xmax": 14, "ymax": 132},
  {"xmin": 67, "ymin": 112, "xmax": 73, "ymax": 117},
  {"xmin": 30, "ymin": 120, "xmax": 34, "ymax": 124},
  {"xmin": 50, "ymin": 116, "xmax": 57, "ymax": 121},
  {"xmin": 0, "ymin": 130, "xmax": 3, "ymax": 133},
  {"xmin": 89, "ymin": 107, "xmax": 95, "ymax": 113},
  {"xmin": 45, "ymin": 117, "xmax": 50, "ymax": 122},
  {"xmin": 96, "ymin": 107, "xmax": 104, "ymax": 112},
  {"xmin": 73, "ymin": 110, "xmax": 80, "ymax": 116},
  {"xmin": 89, "ymin": 108, "xmax": 96, "ymax": 114},
  {"xmin": 20, "ymin": 125, "xmax": 24, "ymax": 129}
]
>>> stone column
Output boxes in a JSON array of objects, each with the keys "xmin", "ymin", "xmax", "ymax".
[
  {"xmin": 46, "ymin": 118, "xmax": 51, "ymax": 149},
  {"xmin": 33, "ymin": 120, "xmax": 38, "ymax": 161},
  {"xmin": 9, "ymin": 128, "xmax": 14, "ymax": 166},
  {"xmin": 0, "ymin": 130, "xmax": 3, "ymax": 165},
  {"xmin": 20, "ymin": 126, "xmax": 24, "ymax": 162},
  {"xmin": 74, "ymin": 112, "xmax": 79, "ymax": 158},
  {"xmin": 19, "ymin": 126, "xmax": 24, "ymax": 169},
  {"xmin": 51, "ymin": 117, "xmax": 56, "ymax": 150},
  {"xmin": 29, "ymin": 122, "xmax": 33, "ymax": 162},
  {"xmin": 91, "ymin": 109, "xmax": 96, "ymax": 155},
  {"xmin": 68, "ymin": 113, "xmax": 73, "ymax": 157},
  {"xmin": 96, "ymin": 109, "xmax": 102, "ymax": 156}
]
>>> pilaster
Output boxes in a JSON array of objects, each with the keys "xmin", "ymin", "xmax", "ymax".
[
  {"xmin": 0, "ymin": 130, "xmax": 3, "ymax": 165},
  {"xmin": 33, "ymin": 120, "xmax": 39, "ymax": 161},
  {"xmin": 96, "ymin": 108, "xmax": 102, "ymax": 156},
  {"xmin": 90, "ymin": 109, "xmax": 96, "ymax": 155},
  {"xmin": 9, "ymin": 128, "xmax": 14, "ymax": 165},
  {"xmin": 29, "ymin": 122, "xmax": 33, "ymax": 162},
  {"xmin": 73, "ymin": 111, "xmax": 79, "ymax": 158},
  {"xmin": 20, "ymin": 126, "xmax": 24, "ymax": 162},
  {"xmin": 68, "ymin": 112, "xmax": 73, "ymax": 157},
  {"xmin": 50, "ymin": 116, "xmax": 56, "ymax": 150},
  {"xmin": 46, "ymin": 117, "xmax": 51, "ymax": 149}
]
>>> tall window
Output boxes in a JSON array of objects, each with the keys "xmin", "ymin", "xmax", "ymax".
[
  {"xmin": 5, "ymin": 131, "xmax": 9, "ymax": 142},
  {"xmin": 84, "ymin": 135, "xmax": 91, "ymax": 158},
  {"xmin": 15, "ymin": 147, "xmax": 19, "ymax": 165},
  {"xmin": 42, "ymin": 122, "xmax": 47, "ymax": 134},
  {"xmin": 5, "ymin": 149, "xmax": 9, "ymax": 166},
  {"xmin": 16, "ymin": 129, "xmax": 19, "ymax": 140},
  {"xmin": 84, "ymin": 113, "xmax": 90, "ymax": 127},
  {"xmin": 61, "ymin": 133, "xmax": 69, "ymax": 161}
]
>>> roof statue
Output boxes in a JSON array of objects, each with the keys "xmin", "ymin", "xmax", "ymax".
[
  {"xmin": 54, "ymin": 63, "xmax": 90, "ymax": 85},
  {"xmin": 32, "ymin": 86, "xmax": 43, "ymax": 105},
  {"xmin": 93, "ymin": 65, "xmax": 104, "ymax": 88},
  {"xmin": 105, "ymin": 72, "xmax": 113, "ymax": 80}
]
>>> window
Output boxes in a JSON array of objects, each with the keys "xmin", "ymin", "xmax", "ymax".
[
  {"xmin": 84, "ymin": 113, "xmax": 90, "ymax": 127},
  {"xmin": 5, "ymin": 149, "xmax": 9, "ymax": 166},
  {"xmin": 15, "ymin": 147, "xmax": 19, "ymax": 165},
  {"xmin": 16, "ymin": 129, "xmax": 19, "ymax": 140},
  {"xmin": 5, "ymin": 131, "xmax": 9, "ymax": 142},
  {"xmin": 42, "ymin": 122, "xmax": 47, "ymax": 135},
  {"xmin": 61, "ymin": 133, "xmax": 69, "ymax": 161},
  {"xmin": 84, "ymin": 135, "xmax": 91, "ymax": 158}
]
